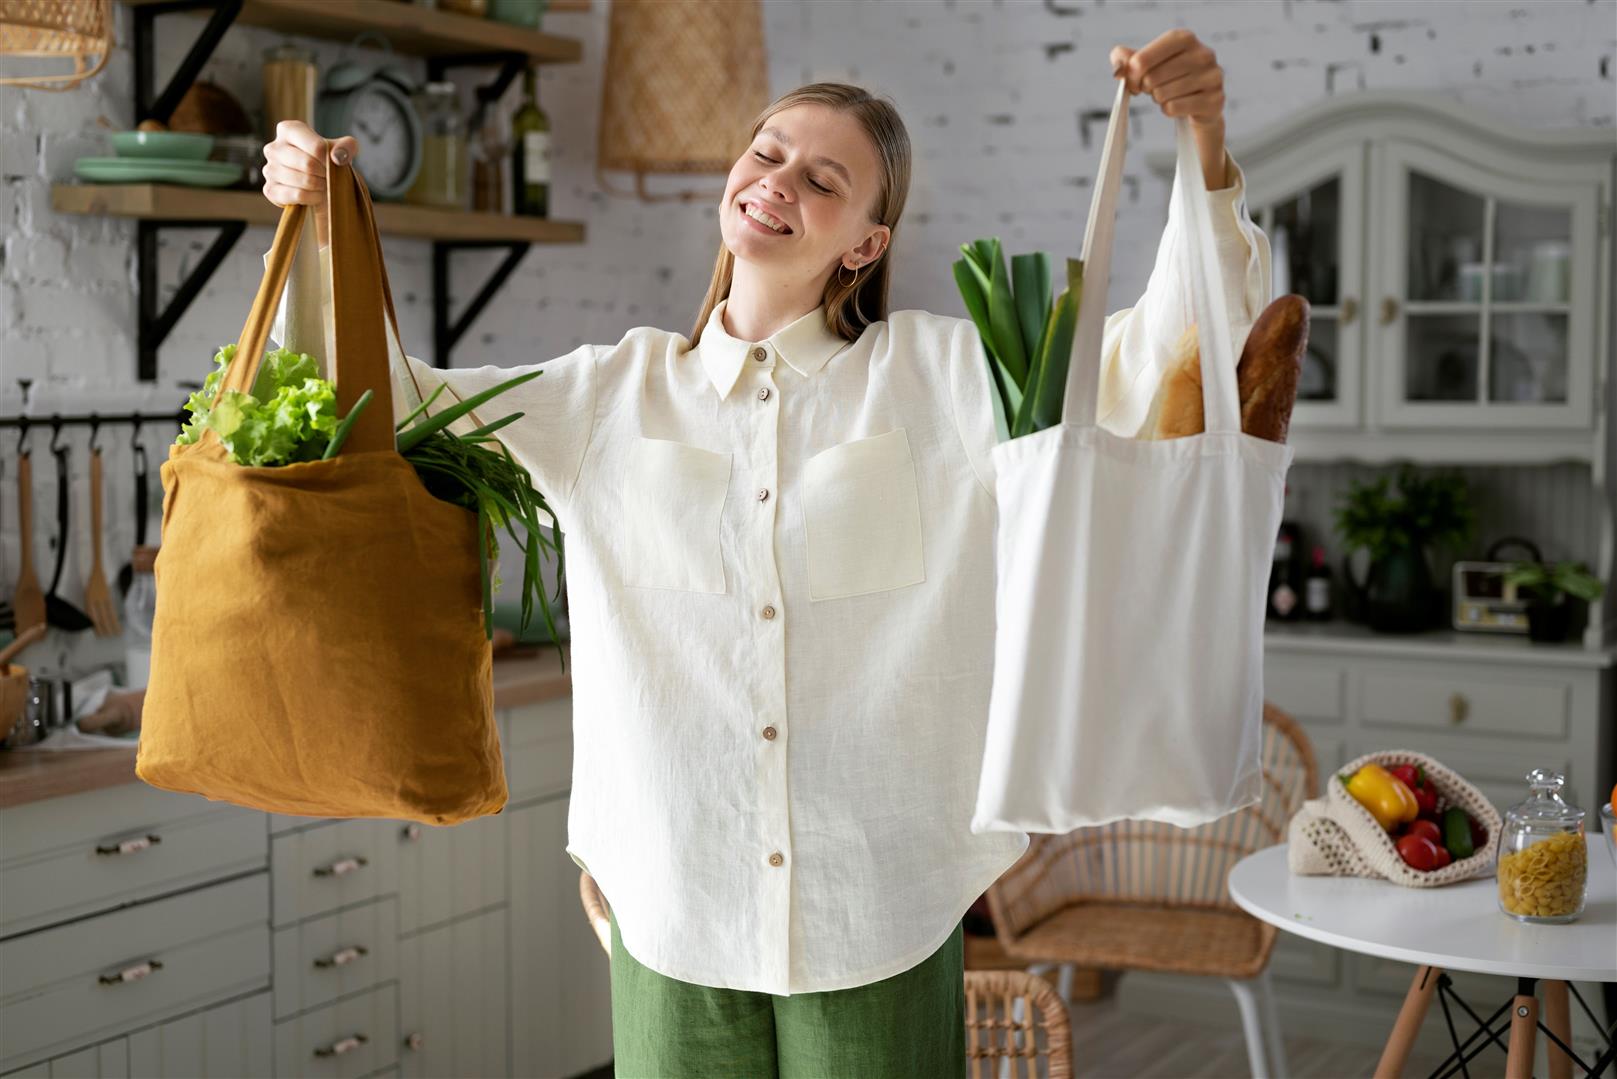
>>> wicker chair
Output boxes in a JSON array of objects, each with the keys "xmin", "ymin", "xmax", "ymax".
[
  {"xmin": 579, "ymin": 871, "xmax": 1075, "ymax": 1078},
  {"xmin": 983, "ymin": 701, "xmax": 1318, "ymax": 1079}
]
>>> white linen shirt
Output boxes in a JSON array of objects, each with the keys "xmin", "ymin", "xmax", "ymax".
[{"xmin": 270, "ymin": 149, "xmax": 1271, "ymax": 995}]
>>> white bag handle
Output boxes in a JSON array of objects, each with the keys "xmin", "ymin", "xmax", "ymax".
[{"xmin": 1062, "ymin": 80, "xmax": 1242, "ymax": 435}]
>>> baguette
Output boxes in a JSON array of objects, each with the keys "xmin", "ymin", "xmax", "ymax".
[{"xmin": 1148, "ymin": 294, "xmax": 1308, "ymax": 443}]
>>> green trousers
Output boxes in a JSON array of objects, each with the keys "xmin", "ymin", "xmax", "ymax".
[{"xmin": 608, "ymin": 909, "xmax": 966, "ymax": 1079}]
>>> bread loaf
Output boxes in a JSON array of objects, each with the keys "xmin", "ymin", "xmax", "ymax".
[{"xmin": 1148, "ymin": 294, "xmax": 1308, "ymax": 443}]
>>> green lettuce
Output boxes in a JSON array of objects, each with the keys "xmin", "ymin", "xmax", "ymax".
[{"xmin": 176, "ymin": 343, "xmax": 339, "ymax": 466}]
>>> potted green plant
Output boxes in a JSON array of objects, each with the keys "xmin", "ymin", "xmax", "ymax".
[
  {"xmin": 1502, "ymin": 560, "xmax": 1605, "ymax": 643},
  {"xmin": 1333, "ymin": 463, "xmax": 1476, "ymax": 633}
]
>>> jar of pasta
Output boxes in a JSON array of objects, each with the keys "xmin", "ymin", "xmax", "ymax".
[{"xmin": 1497, "ymin": 768, "xmax": 1587, "ymax": 924}]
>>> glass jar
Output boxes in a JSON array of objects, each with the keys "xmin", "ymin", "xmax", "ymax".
[
  {"xmin": 1496, "ymin": 768, "xmax": 1587, "ymax": 924},
  {"xmin": 405, "ymin": 82, "xmax": 468, "ymax": 209}
]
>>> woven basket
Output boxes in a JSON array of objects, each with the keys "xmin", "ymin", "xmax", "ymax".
[
  {"xmin": 0, "ymin": 0, "xmax": 113, "ymax": 91},
  {"xmin": 1287, "ymin": 749, "xmax": 1502, "ymax": 888}
]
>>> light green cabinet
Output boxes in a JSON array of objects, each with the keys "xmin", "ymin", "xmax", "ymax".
[{"xmin": 1, "ymin": 691, "xmax": 605, "ymax": 1078}]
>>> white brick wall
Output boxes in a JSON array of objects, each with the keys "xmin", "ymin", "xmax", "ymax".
[{"xmin": 2, "ymin": 0, "xmax": 1612, "ymax": 678}]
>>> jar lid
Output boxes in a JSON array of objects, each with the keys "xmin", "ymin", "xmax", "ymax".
[
  {"xmin": 264, "ymin": 43, "xmax": 315, "ymax": 62},
  {"xmin": 1506, "ymin": 767, "xmax": 1585, "ymax": 824}
]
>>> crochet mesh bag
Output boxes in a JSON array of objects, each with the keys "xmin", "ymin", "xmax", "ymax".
[{"xmin": 1287, "ymin": 749, "xmax": 1502, "ymax": 888}]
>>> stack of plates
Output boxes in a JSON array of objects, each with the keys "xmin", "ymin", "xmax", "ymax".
[{"xmin": 74, "ymin": 131, "xmax": 244, "ymax": 187}]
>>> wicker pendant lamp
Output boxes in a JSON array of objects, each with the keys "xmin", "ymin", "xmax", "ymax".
[
  {"xmin": 0, "ymin": 0, "xmax": 113, "ymax": 91},
  {"xmin": 595, "ymin": 0, "xmax": 768, "ymax": 203}
]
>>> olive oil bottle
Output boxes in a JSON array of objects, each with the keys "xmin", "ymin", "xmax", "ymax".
[{"xmin": 510, "ymin": 65, "xmax": 550, "ymax": 217}]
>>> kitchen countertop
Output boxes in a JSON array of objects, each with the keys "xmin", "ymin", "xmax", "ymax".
[
  {"xmin": 1264, "ymin": 619, "xmax": 1617, "ymax": 668},
  {"xmin": 0, "ymin": 644, "xmax": 571, "ymax": 810}
]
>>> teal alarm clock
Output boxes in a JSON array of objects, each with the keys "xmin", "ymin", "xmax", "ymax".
[{"xmin": 315, "ymin": 36, "xmax": 423, "ymax": 200}]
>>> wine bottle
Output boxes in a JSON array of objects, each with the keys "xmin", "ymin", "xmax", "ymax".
[
  {"xmin": 1268, "ymin": 520, "xmax": 1302, "ymax": 622},
  {"xmin": 1304, "ymin": 544, "xmax": 1334, "ymax": 621},
  {"xmin": 510, "ymin": 65, "xmax": 550, "ymax": 217}
]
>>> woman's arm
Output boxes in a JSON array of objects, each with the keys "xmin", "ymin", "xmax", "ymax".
[{"xmin": 1096, "ymin": 29, "xmax": 1271, "ymax": 438}]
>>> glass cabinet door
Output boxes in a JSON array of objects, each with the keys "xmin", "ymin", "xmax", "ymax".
[
  {"xmin": 1248, "ymin": 141, "xmax": 1366, "ymax": 429},
  {"xmin": 1377, "ymin": 139, "xmax": 1597, "ymax": 429}
]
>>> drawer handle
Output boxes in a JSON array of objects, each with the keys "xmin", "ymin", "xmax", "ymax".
[
  {"xmin": 313, "ymin": 855, "xmax": 369, "ymax": 878},
  {"xmin": 314, "ymin": 1033, "xmax": 368, "ymax": 1058},
  {"xmin": 1449, "ymin": 692, "xmax": 1470, "ymax": 725},
  {"xmin": 98, "ymin": 958, "xmax": 163, "ymax": 986},
  {"xmin": 314, "ymin": 944, "xmax": 370, "ymax": 969},
  {"xmin": 402, "ymin": 823, "xmax": 423, "ymax": 842},
  {"xmin": 95, "ymin": 833, "xmax": 162, "ymax": 856},
  {"xmin": 406, "ymin": 1032, "xmax": 424, "ymax": 1052}
]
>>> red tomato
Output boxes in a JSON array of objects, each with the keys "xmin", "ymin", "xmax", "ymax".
[
  {"xmin": 1407, "ymin": 819, "xmax": 1444, "ymax": 846},
  {"xmin": 1431, "ymin": 845, "xmax": 1453, "ymax": 869},
  {"xmin": 1395, "ymin": 834, "xmax": 1442, "ymax": 871}
]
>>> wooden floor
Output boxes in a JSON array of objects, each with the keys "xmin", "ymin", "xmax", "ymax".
[{"xmin": 1061, "ymin": 986, "xmax": 1451, "ymax": 1078}]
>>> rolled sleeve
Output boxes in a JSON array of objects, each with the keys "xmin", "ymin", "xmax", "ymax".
[
  {"xmin": 1095, "ymin": 147, "xmax": 1272, "ymax": 438},
  {"xmin": 264, "ymin": 239, "xmax": 602, "ymax": 509}
]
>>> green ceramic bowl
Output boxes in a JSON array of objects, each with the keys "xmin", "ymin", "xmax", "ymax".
[{"xmin": 111, "ymin": 131, "xmax": 215, "ymax": 161}]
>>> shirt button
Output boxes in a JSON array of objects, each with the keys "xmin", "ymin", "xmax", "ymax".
[
  {"xmin": 768, "ymin": 851, "xmax": 784, "ymax": 867},
  {"xmin": 756, "ymin": 487, "xmax": 769, "ymax": 501},
  {"xmin": 751, "ymin": 347, "xmax": 767, "ymax": 362},
  {"xmin": 761, "ymin": 604, "xmax": 776, "ymax": 619},
  {"xmin": 758, "ymin": 386, "xmax": 770, "ymax": 401},
  {"xmin": 762, "ymin": 725, "xmax": 777, "ymax": 740}
]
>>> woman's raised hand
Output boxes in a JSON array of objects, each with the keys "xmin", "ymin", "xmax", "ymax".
[
  {"xmin": 1109, "ymin": 29, "xmax": 1225, "ymax": 128},
  {"xmin": 262, "ymin": 120, "xmax": 360, "ymax": 208},
  {"xmin": 1109, "ymin": 29, "xmax": 1230, "ymax": 189}
]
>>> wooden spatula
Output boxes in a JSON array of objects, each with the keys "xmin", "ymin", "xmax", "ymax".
[
  {"xmin": 12, "ymin": 454, "xmax": 46, "ymax": 636},
  {"xmin": 84, "ymin": 447, "xmax": 121, "ymax": 637}
]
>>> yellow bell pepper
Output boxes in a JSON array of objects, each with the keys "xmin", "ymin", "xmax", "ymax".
[{"xmin": 1341, "ymin": 762, "xmax": 1420, "ymax": 831}]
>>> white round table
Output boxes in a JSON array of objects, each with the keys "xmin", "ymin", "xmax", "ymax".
[{"xmin": 1228, "ymin": 833, "xmax": 1616, "ymax": 1078}]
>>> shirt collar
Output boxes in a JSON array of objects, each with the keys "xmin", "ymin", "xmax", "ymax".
[{"xmin": 697, "ymin": 297, "xmax": 849, "ymax": 400}]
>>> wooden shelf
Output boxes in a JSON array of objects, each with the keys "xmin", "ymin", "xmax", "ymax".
[
  {"xmin": 53, "ymin": 183, "xmax": 586, "ymax": 245},
  {"xmin": 123, "ymin": 0, "xmax": 588, "ymax": 62}
]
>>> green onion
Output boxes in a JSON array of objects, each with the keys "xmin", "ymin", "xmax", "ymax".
[{"xmin": 321, "ymin": 389, "xmax": 375, "ymax": 460}]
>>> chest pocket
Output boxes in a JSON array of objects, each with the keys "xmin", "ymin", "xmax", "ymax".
[
  {"xmin": 622, "ymin": 436, "xmax": 731, "ymax": 594},
  {"xmin": 801, "ymin": 427, "xmax": 926, "ymax": 601}
]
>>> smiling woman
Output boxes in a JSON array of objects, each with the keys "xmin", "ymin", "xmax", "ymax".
[
  {"xmin": 253, "ymin": 41, "xmax": 1274, "ymax": 1078},
  {"xmin": 693, "ymin": 82, "xmax": 911, "ymax": 346}
]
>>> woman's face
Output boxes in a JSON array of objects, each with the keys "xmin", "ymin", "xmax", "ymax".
[{"xmin": 720, "ymin": 103, "xmax": 890, "ymax": 287}]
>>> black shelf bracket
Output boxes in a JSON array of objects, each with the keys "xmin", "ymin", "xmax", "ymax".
[
  {"xmin": 118, "ymin": 3, "xmax": 548, "ymax": 380},
  {"xmin": 138, "ymin": 220, "xmax": 248, "ymax": 382},
  {"xmin": 134, "ymin": 0, "xmax": 245, "ymax": 126},
  {"xmin": 433, "ymin": 241, "xmax": 531, "ymax": 367}
]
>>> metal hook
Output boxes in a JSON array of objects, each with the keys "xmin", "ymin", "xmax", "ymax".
[
  {"xmin": 49, "ymin": 415, "xmax": 65, "ymax": 455},
  {"xmin": 131, "ymin": 415, "xmax": 145, "ymax": 449},
  {"xmin": 15, "ymin": 416, "xmax": 28, "ymax": 457},
  {"xmin": 89, "ymin": 412, "xmax": 102, "ymax": 453}
]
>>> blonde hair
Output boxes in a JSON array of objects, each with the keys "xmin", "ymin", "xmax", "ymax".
[{"xmin": 689, "ymin": 82, "xmax": 911, "ymax": 347}]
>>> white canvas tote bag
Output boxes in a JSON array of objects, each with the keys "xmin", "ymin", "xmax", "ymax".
[{"xmin": 971, "ymin": 80, "xmax": 1296, "ymax": 834}]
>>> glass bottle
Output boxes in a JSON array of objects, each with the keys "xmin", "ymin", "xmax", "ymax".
[
  {"xmin": 123, "ymin": 545, "xmax": 159, "ymax": 690},
  {"xmin": 405, "ymin": 82, "xmax": 468, "ymax": 209},
  {"xmin": 471, "ymin": 105, "xmax": 505, "ymax": 213},
  {"xmin": 510, "ymin": 65, "xmax": 550, "ymax": 217},
  {"xmin": 1496, "ymin": 768, "xmax": 1587, "ymax": 924}
]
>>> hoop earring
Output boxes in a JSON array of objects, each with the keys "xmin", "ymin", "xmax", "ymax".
[{"xmin": 838, "ymin": 262, "xmax": 858, "ymax": 287}]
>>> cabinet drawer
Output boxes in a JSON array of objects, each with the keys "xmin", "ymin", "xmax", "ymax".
[
  {"xmin": 272, "ymin": 897, "xmax": 399, "ymax": 1021},
  {"xmin": 273, "ymin": 982, "xmax": 398, "ymax": 1079},
  {"xmin": 1264, "ymin": 658, "xmax": 1347, "ymax": 722},
  {"xmin": 503, "ymin": 699, "xmax": 572, "ymax": 803},
  {"xmin": 271, "ymin": 820, "xmax": 399, "ymax": 929},
  {"xmin": 0, "ymin": 873, "xmax": 270, "ymax": 1073},
  {"xmin": 1360, "ymin": 666, "xmax": 1570, "ymax": 740},
  {"xmin": 0, "ymin": 784, "xmax": 266, "ymax": 938}
]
